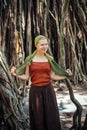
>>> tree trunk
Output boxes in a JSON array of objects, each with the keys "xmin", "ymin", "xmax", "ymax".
[{"xmin": 0, "ymin": 46, "xmax": 29, "ymax": 130}]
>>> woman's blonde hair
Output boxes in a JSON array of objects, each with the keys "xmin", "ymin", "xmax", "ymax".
[{"xmin": 34, "ymin": 35, "xmax": 46, "ymax": 46}]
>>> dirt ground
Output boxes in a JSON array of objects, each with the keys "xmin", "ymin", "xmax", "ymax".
[
  {"xmin": 55, "ymin": 83, "xmax": 87, "ymax": 129},
  {"xmin": 22, "ymin": 82, "xmax": 87, "ymax": 130}
]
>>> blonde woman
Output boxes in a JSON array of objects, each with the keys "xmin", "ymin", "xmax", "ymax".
[{"xmin": 11, "ymin": 35, "xmax": 72, "ymax": 130}]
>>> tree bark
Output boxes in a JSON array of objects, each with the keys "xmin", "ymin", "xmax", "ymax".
[{"xmin": 0, "ymin": 46, "xmax": 29, "ymax": 130}]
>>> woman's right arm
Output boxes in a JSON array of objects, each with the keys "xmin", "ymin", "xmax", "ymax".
[{"xmin": 11, "ymin": 65, "xmax": 29, "ymax": 81}]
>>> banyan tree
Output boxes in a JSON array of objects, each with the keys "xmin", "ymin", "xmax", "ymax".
[{"xmin": 0, "ymin": 0, "xmax": 87, "ymax": 130}]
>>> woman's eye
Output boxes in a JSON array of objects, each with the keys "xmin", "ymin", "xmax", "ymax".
[
  {"xmin": 40, "ymin": 43, "xmax": 48, "ymax": 46},
  {"xmin": 41, "ymin": 44, "xmax": 44, "ymax": 46}
]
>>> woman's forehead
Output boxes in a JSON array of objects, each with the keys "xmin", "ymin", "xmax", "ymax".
[{"xmin": 38, "ymin": 38, "xmax": 48, "ymax": 43}]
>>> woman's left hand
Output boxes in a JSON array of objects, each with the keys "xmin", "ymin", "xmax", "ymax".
[{"xmin": 66, "ymin": 69, "xmax": 72, "ymax": 76}]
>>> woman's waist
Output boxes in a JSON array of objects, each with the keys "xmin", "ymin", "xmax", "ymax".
[
  {"xmin": 31, "ymin": 77, "xmax": 51, "ymax": 87},
  {"xmin": 31, "ymin": 81, "xmax": 51, "ymax": 87}
]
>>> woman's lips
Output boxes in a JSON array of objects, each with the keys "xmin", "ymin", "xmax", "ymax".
[{"xmin": 42, "ymin": 48, "xmax": 46, "ymax": 51}]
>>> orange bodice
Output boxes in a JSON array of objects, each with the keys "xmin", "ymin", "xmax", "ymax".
[{"xmin": 29, "ymin": 62, "xmax": 51, "ymax": 86}]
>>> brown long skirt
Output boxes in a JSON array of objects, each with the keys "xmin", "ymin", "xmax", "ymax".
[{"xmin": 29, "ymin": 83, "xmax": 62, "ymax": 130}]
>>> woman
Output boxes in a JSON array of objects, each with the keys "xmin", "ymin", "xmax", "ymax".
[{"xmin": 11, "ymin": 35, "xmax": 72, "ymax": 130}]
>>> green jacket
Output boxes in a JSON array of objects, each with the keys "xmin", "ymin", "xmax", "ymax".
[{"xmin": 16, "ymin": 51, "xmax": 69, "ymax": 77}]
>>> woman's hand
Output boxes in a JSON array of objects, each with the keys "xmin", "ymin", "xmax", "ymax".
[
  {"xmin": 11, "ymin": 65, "xmax": 29, "ymax": 81},
  {"xmin": 11, "ymin": 66, "xmax": 17, "ymax": 76},
  {"xmin": 66, "ymin": 69, "xmax": 72, "ymax": 76}
]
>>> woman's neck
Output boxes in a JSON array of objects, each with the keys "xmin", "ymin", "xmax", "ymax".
[
  {"xmin": 36, "ymin": 51, "xmax": 45, "ymax": 57},
  {"xmin": 32, "ymin": 50, "xmax": 48, "ymax": 62}
]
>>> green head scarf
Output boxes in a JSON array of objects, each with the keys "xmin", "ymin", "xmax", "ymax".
[{"xmin": 34, "ymin": 35, "xmax": 46, "ymax": 46}]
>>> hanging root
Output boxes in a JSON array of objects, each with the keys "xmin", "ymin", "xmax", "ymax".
[{"xmin": 66, "ymin": 78, "xmax": 83, "ymax": 130}]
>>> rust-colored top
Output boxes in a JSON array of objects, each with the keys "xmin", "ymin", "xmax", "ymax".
[{"xmin": 29, "ymin": 62, "xmax": 51, "ymax": 86}]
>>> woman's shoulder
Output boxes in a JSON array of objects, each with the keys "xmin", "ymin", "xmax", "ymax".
[
  {"xmin": 45, "ymin": 53, "xmax": 53, "ymax": 60},
  {"xmin": 25, "ymin": 51, "xmax": 36, "ymax": 61}
]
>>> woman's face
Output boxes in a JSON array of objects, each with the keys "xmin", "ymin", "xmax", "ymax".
[{"xmin": 36, "ymin": 38, "xmax": 49, "ymax": 53}]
